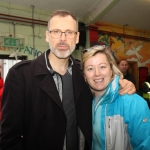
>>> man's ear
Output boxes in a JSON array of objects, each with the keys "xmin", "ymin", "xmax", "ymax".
[
  {"xmin": 45, "ymin": 30, "xmax": 49, "ymax": 43},
  {"xmin": 76, "ymin": 32, "xmax": 80, "ymax": 44}
]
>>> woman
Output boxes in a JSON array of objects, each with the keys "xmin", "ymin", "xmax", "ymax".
[{"xmin": 81, "ymin": 45, "xmax": 150, "ymax": 150}]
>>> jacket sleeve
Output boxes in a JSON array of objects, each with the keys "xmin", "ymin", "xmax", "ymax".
[
  {"xmin": 0, "ymin": 67, "xmax": 24, "ymax": 150},
  {"xmin": 127, "ymin": 94, "xmax": 150, "ymax": 150}
]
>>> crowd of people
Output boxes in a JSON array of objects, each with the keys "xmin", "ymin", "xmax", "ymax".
[{"xmin": 0, "ymin": 9, "xmax": 149, "ymax": 150}]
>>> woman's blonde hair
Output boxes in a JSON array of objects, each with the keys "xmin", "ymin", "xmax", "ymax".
[{"xmin": 81, "ymin": 45, "xmax": 123, "ymax": 79}]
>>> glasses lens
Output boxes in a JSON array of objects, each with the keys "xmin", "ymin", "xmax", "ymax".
[
  {"xmin": 51, "ymin": 30, "xmax": 61, "ymax": 38},
  {"xmin": 65, "ymin": 31, "xmax": 74, "ymax": 39},
  {"xmin": 50, "ymin": 30, "xmax": 76, "ymax": 39}
]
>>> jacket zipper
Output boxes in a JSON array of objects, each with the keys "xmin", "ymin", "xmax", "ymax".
[{"xmin": 108, "ymin": 116, "xmax": 112, "ymax": 145}]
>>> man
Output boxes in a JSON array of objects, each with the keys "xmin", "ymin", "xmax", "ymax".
[
  {"xmin": 0, "ymin": 10, "xmax": 135, "ymax": 150},
  {"xmin": 118, "ymin": 59, "xmax": 136, "ymax": 86}
]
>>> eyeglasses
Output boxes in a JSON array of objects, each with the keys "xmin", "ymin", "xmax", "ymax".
[
  {"xmin": 82, "ymin": 45, "xmax": 106, "ymax": 53},
  {"xmin": 47, "ymin": 29, "xmax": 77, "ymax": 39}
]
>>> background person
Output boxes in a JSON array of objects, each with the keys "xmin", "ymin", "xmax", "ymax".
[
  {"xmin": 146, "ymin": 74, "xmax": 150, "ymax": 83},
  {"xmin": 142, "ymin": 81, "xmax": 150, "ymax": 108},
  {"xmin": 0, "ymin": 10, "xmax": 136, "ymax": 150},
  {"xmin": 81, "ymin": 45, "xmax": 150, "ymax": 150},
  {"xmin": 118, "ymin": 59, "xmax": 136, "ymax": 86}
]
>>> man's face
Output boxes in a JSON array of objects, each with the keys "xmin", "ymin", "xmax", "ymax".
[
  {"xmin": 46, "ymin": 15, "xmax": 79, "ymax": 59},
  {"xmin": 118, "ymin": 60, "xmax": 129, "ymax": 75}
]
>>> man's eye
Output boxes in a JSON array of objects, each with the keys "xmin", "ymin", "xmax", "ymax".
[
  {"xmin": 66, "ymin": 31, "xmax": 73, "ymax": 35},
  {"xmin": 53, "ymin": 30, "xmax": 60, "ymax": 34}
]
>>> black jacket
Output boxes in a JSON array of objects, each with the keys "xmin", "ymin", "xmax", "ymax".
[
  {"xmin": 124, "ymin": 71, "xmax": 136, "ymax": 86},
  {"xmin": 0, "ymin": 51, "xmax": 93, "ymax": 150}
]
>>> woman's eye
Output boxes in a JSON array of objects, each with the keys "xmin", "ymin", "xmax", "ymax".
[
  {"xmin": 100, "ymin": 65, "xmax": 106, "ymax": 69},
  {"xmin": 87, "ymin": 68, "xmax": 93, "ymax": 71}
]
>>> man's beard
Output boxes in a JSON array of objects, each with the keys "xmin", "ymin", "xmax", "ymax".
[{"xmin": 49, "ymin": 42, "xmax": 76, "ymax": 59}]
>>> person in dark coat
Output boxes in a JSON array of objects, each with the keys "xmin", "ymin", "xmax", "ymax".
[
  {"xmin": 118, "ymin": 59, "xmax": 136, "ymax": 86},
  {"xmin": 0, "ymin": 10, "xmax": 136, "ymax": 150}
]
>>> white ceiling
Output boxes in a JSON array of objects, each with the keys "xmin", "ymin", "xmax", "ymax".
[{"xmin": 0, "ymin": 0, "xmax": 150, "ymax": 31}]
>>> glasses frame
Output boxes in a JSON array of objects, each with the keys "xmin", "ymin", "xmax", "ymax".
[{"xmin": 47, "ymin": 29, "xmax": 78, "ymax": 39}]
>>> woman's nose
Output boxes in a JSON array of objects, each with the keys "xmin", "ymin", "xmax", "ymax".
[{"xmin": 95, "ymin": 68, "xmax": 101, "ymax": 76}]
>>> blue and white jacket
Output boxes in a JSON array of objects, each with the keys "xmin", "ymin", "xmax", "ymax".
[{"xmin": 92, "ymin": 75, "xmax": 150, "ymax": 150}]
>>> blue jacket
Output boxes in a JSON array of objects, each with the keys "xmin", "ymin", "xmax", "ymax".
[{"xmin": 92, "ymin": 75, "xmax": 150, "ymax": 150}]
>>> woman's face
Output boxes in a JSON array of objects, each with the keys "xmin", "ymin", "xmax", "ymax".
[{"xmin": 84, "ymin": 53, "xmax": 113, "ymax": 96}]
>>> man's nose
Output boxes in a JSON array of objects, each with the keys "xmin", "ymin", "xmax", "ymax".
[{"xmin": 60, "ymin": 32, "xmax": 67, "ymax": 40}]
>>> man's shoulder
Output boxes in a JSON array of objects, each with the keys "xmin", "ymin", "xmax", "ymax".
[
  {"xmin": 126, "ymin": 72, "xmax": 133, "ymax": 77},
  {"xmin": 124, "ymin": 72, "xmax": 136, "ymax": 83},
  {"xmin": 12, "ymin": 60, "xmax": 32, "ymax": 69},
  {"xmin": 12, "ymin": 52, "xmax": 45, "ymax": 70}
]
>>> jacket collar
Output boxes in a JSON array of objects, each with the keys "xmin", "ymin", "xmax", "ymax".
[
  {"xmin": 34, "ymin": 49, "xmax": 50, "ymax": 76},
  {"xmin": 44, "ymin": 49, "xmax": 74, "ymax": 75},
  {"xmin": 34, "ymin": 49, "xmax": 84, "ymax": 109},
  {"xmin": 93, "ymin": 75, "xmax": 120, "ymax": 106}
]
